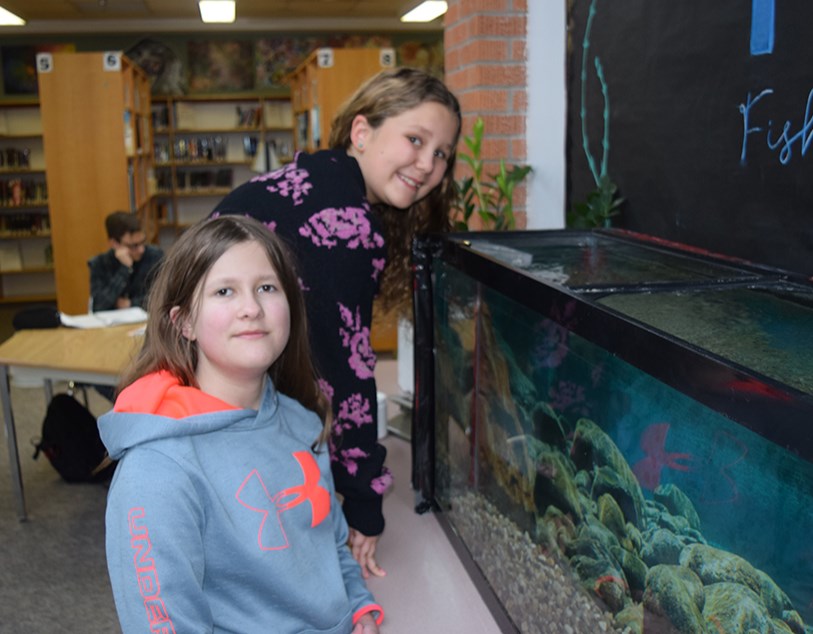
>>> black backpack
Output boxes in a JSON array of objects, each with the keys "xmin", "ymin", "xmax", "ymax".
[
  {"xmin": 12, "ymin": 304, "xmax": 61, "ymax": 330},
  {"xmin": 33, "ymin": 393, "xmax": 117, "ymax": 483}
]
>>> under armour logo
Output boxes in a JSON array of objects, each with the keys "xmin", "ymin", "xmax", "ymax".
[{"xmin": 235, "ymin": 451, "xmax": 330, "ymax": 551}]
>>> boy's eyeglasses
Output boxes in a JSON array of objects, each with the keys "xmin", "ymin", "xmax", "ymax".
[{"xmin": 121, "ymin": 240, "xmax": 146, "ymax": 250}]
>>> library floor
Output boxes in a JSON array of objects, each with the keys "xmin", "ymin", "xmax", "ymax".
[
  {"xmin": 0, "ymin": 356, "xmax": 504, "ymax": 633},
  {"xmin": 369, "ymin": 357, "xmax": 503, "ymax": 633}
]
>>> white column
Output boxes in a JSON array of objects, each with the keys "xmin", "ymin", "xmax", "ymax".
[{"xmin": 525, "ymin": 1, "xmax": 567, "ymax": 229}]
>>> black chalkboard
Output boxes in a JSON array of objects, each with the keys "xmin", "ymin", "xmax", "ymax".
[{"xmin": 566, "ymin": 0, "xmax": 813, "ymax": 276}]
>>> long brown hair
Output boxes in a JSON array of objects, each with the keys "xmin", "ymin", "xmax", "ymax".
[
  {"xmin": 119, "ymin": 215, "xmax": 330, "ymax": 441},
  {"xmin": 329, "ymin": 67, "xmax": 462, "ymax": 315}
]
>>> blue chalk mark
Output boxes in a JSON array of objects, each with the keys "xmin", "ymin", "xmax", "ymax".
[{"xmin": 750, "ymin": 0, "xmax": 775, "ymax": 55}]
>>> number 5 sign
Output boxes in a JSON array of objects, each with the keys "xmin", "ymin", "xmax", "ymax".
[{"xmin": 36, "ymin": 53, "xmax": 53, "ymax": 74}]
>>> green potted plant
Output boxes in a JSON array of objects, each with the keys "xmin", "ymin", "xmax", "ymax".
[
  {"xmin": 454, "ymin": 117, "xmax": 532, "ymax": 231},
  {"xmin": 566, "ymin": 174, "xmax": 624, "ymax": 228},
  {"xmin": 397, "ymin": 118, "xmax": 532, "ymax": 404}
]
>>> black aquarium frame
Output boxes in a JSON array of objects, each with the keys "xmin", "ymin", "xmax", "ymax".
[{"xmin": 411, "ymin": 228, "xmax": 813, "ymax": 509}]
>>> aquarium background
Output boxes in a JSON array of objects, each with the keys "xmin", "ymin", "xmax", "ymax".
[{"xmin": 422, "ymin": 230, "xmax": 813, "ymax": 634}]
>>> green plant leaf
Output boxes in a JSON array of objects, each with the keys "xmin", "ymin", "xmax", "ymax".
[
  {"xmin": 453, "ymin": 118, "xmax": 532, "ymax": 231},
  {"xmin": 567, "ymin": 175, "xmax": 624, "ymax": 228}
]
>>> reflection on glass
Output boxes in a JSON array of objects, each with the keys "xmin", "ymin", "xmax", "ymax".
[
  {"xmin": 599, "ymin": 285, "xmax": 813, "ymax": 395},
  {"xmin": 461, "ymin": 234, "xmax": 755, "ymax": 287},
  {"xmin": 434, "ymin": 262, "xmax": 813, "ymax": 633}
]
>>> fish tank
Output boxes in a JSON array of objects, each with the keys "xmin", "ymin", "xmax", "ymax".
[{"xmin": 411, "ymin": 229, "xmax": 813, "ymax": 634}]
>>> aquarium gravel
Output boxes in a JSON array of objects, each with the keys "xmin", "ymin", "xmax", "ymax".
[{"xmin": 450, "ymin": 491, "xmax": 628, "ymax": 634}]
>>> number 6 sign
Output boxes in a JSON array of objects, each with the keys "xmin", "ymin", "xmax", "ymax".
[{"xmin": 104, "ymin": 51, "xmax": 122, "ymax": 71}]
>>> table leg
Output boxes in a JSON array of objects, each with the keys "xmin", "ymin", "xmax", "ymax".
[{"xmin": 0, "ymin": 364, "xmax": 27, "ymax": 521}]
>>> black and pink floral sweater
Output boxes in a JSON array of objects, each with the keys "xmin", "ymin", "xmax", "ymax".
[{"xmin": 213, "ymin": 149, "xmax": 392, "ymax": 536}]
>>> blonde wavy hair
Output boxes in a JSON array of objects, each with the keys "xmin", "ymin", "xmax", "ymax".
[{"xmin": 328, "ymin": 67, "xmax": 462, "ymax": 315}]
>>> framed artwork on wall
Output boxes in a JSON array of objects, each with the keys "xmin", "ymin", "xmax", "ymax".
[
  {"xmin": 126, "ymin": 38, "xmax": 187, "ymax": 96},
  {"xmin": 1, "ymin": 44, "xmax": 75, "ymax": 95},
  {"xmin": 188, "ymin": 41, "xmax": 254, "ymax": 93}
]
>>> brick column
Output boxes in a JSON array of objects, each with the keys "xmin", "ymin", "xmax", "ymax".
[{"xmin": 444, "ymin": 0, "xmax": 529, "ymax": 227}]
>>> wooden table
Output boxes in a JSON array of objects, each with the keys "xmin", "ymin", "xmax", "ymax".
[{"xmin": 0, "ymin": 324, "xmax": 143, "ymax": 521}]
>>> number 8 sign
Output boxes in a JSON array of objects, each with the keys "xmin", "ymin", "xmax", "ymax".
[{"xmin": 380, "ymin": 48, "xmax": 395, "ymax": 68}]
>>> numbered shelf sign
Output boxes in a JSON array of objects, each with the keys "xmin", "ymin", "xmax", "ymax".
[
  {"xmin": 380, "ymin": 48, "xmax": 396, "ymax": 68},
  {"xmin": 104, "ymin": 52, "xmax": 122, "ymax": 72},
  {"xmin": 317, "ymin": 48, "xmax": 334, "ymax": 69},
  {"xmin": 36, "ymin": 53, "xmax": 53, "ymax": 74}
]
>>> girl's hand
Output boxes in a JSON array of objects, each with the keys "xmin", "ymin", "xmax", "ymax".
[
  {"xmin": 349, "ymin": 528, "xmax": 386, "ymax": 579},
  {"xmin": 351, "ymin": 613, "xmax": 380, "ymax": 634}
]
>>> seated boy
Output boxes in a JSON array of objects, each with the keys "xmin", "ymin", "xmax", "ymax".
[{"xmin": 88, "ymin": 211, "xmax": 163, "ymax": 312}]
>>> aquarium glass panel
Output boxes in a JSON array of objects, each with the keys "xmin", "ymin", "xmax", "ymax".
[
  {"xmin": 433, "ymin": 262, "xmax": 813, "ymax": 634},
  {"xmin": 460, "ymin": 233, "xmax": 756, "ymax": 287},
  {"xmin": 433, "ymin": 264, "xmax": 477, "ymax": 515},
  {"xmin": 598, "ymin": 284, "xmax": 813, "ymax": 395}
]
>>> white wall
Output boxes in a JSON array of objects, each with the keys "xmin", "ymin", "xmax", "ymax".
[{"xmin": 525, "ymin": 1, "xmax": 567, "ymax": 229}]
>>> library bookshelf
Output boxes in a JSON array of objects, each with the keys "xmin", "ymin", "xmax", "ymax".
[
  {"xmin": 38, "ymin": 51, "xmax": 152, "ymax": 315},
  {"xmin": 150, "ymin": 92, "xmax": 293, "ymax": 247},
  {"xmin": 287, "ymin": 47, "xmax": 396, "ymax": 153},
  {"xmin": 0, "ymin": 97, "xmax": 55, "ymax": 305}
]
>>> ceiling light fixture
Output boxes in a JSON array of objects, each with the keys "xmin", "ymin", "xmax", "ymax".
[
  {"xmin": 198, "ymin": 0, "xmax": 235, "ymax": 23},
  {"xmin": 0, "ymin": 5, "xmax": 25, "ymax": 25},
  {"xmin": 400, "ymin": 0, "xmax": 447, "ymax": 23}
]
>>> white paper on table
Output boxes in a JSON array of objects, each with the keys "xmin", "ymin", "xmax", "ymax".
[{"xmin": 60, "ymin": 307, "xmax": 148, "ymax": 329}]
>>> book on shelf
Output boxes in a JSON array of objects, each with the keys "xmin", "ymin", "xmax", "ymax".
[
  {"xmin": 128, "ymin": 164, "xmax": 136, "ymax": 210},
  {"xmin": 265, "ymin": 101, "xmax": 293, "ymax": 128},
  {"xmin": 0, "ymin": 242, "xmax": 23, "ymax": 271},
  {"xmin": 124, "ymin": 110, "xmax": 135, "ymax": 156},
  {"xmin": 174, "ymin": 101, "xmax": 196, "ymax": 129},
  {"xmin": 19, "ymin": 240, "xmax": 49, "ymax": 268},
  {"xmin": 236, "ymin": 106, "xmax": 261, "ymax": 128}
]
